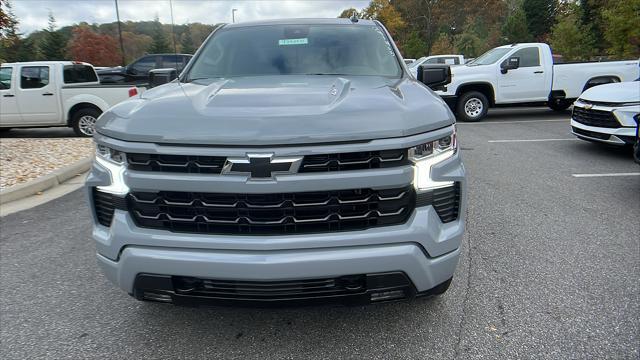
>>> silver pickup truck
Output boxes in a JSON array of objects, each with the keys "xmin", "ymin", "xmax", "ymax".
[{"xmin": 86, "ymin": 18, "xmax": 467, "ymax": 306}]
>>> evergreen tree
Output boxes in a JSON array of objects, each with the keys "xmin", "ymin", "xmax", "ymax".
[
  {"xmin": 148, "ymin": 15, "xmax": 170, "ymax": 53},
  {"xmin": 180, "ymin": 27, "xmax": 195, "ymax": 54},
  {"xmin": 523, "ymin": 0, "xmax": 557, "ymax": 40},
  {"xmin": 549, "ymin": 4, "xmax": 594, "ymax": 61},
  {"xmin": 602, "ymin": 0, "xmax": 640, "ymax": 59},
  {"xmin": 501, "ymin": 6, "xmax": 532, "ymax": 43},
  {"xmin": 403, "ymin": 31, "xmax": 429, "ymax": 58},
  {"xmin": 41, "ymin": 12, "xmax": 66, "ymax": 60},
  {"xmin": 0, "ymin": 0, "xmax": 22, "ymax": 62}
]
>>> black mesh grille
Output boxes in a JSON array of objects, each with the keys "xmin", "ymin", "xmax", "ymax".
[
  {"xmin": 92, "ymin": 189, "xmax": 123, "ymax": 227},
  {"xmin": 128, "ymin": 187, "xmax": 415, "ymax": 235},
  {"xmin": 172, "ymin": 275, "xmax": 370, "ymax": 300},
  {"xmin": 299, "ymin": 149, "xmax": 408, "ymax": 172},
  {"xmin": 416, "ymin": 183, "xmax": 461, "ymax": 223},
  {"xmin": 572, "ymin": 126, "xmax": 610, "ymax": 140},
  {"xmin": 572, "ymin": 107, "xmax": 620, "ymax": 128},
  {"xmin": 127, "ymin": 153, "xmax": 227, "ymax": 174}
]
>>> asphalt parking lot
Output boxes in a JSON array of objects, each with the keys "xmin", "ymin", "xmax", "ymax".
[{"xmin": 1, "ymin": 108, "xmax": 638, "ymax": 359}]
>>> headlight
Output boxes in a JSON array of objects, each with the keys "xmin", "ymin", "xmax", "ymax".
[
  {"xmin": 410, "ymin": 127, "xmax": 457, "ymax": 192},
  {"xmin": 95, "ymin": 144, "xmax": 128, "ymax": 195}
]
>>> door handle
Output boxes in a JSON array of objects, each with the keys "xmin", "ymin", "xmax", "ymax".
[
  {"xmin": 2, "ymin": 94, "xmax": 14, "ymax": 97},
  {"xmin": 42, "ymin": 92, "xmax": 54, "ymax": 96},
  {"xmin": 534, "ymin": 71, "xmax": 544, "ymax": 74}
]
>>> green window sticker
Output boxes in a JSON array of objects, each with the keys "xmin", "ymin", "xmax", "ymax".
[{"xmin": 278, "ymin": 38, "xmax": 308, "ymax": 46}]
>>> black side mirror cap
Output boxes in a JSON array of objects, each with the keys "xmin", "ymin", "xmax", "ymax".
[
  {"xmin": 148, "ymin": 68, "xmax": 178, "ymax": 88},
  {"xmin": 501, "ymin": 56, "xmax": 520, "ymax": 74},
  {"xmin": 417, "ymin": 64, "xmax": 452, "ymax": 90}
]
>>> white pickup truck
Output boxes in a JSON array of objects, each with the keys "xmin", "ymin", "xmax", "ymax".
[
  {"xmin": 0, "ymin": 61, "xmax": 140, "ymax": 136},
  {"xmin": 424, "ymin": 43, "xmax": 640, "ymax": 121}
]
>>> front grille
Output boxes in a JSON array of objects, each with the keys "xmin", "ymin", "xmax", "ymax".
[
  {"xmin": 92, "ymin": 189, "xmax": 126, "ymax": 226},
  {"xmin": 299, "ymin": 149, "xmax": 408, "ymax": 172},
  {"xmin": 572, "ymin": 106, "xmax": 620, "ymax": 128},
  {"xmin": 572, "ymin": 126, "xmax": 610, "ymax": 140},
  {"xmin": 127, "ymin": 153, "xmax": 226, "ymax": 174},
  {"xmin": 125, "ymin": 149, "xmax": 408, "ymax": 174},
  {"xmin": 172, "ymin": 275, "xmax": 369, "ymax": 300},
  {"xmin": 128, "ymin": 186, "xmax": 414, "ymax": 235}
]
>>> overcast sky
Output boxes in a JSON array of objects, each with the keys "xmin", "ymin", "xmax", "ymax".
[{"xmin": 10, "ymin": 0, "xmax": 369, "ymax": 34}]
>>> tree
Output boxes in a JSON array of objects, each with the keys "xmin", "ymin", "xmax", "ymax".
[
  {"xmin": 66, "ymin": 26, "xmax": 122, "ymax": 66},
  {"xmin": 602, "ymin": 0, "xmax": 640, "ymax": 59},
  {"xmin": 148, "ymin": 15, "xmax": 170, "ymax": 53},
  {"xmin": 121, "ymin": 31, "xmax": 152, "ymax": 62},
  {"xmin": 41, "ymin": 12, "xmax": 66, "ymax": 60},
  {"xmin": 338, "ymin": 8, "xmax": 360, "ymax": 18},
  {"xmin": 454, "ymin": 30, "xmax": 483, "ymax": 57},
  {"xmin": 549, "ymin": 4, "xmax": 594, "ymax": 61},
  {"xmin": 0, "ymin": 0, "xmax": 22, "ymax": 62},
  {"xmin": 0, "ymin": 0, "xmax": 10, "ymax": 29},
  {"xmin": 404, "ymin": 31, "xmax": 430, "ymax": 57},
  {"xmin": 430, "ymin": 32, "xmax": 454, "ymax": 55},
  {"xmin": 501, "ymin": 5, "xmax": 532, "ymax": 43},
  {"xmin": 361, "ymin": 0, "xmax": 406, "ymax": 38},
  {"xmin": 523, "ymin": 0, "xmax": 557, "ymax": 40},
  {"xmin": 180, "ymin": 27, "xmax": 195, "ymax": 54}
]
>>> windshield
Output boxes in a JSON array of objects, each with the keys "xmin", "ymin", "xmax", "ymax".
[
  {"xmin": 468, "ymin": 47, "xmax": 511, "ymax": 65},
  {"xmin": 187, "ymin": 24, "xmax": 402, "ymax": 80}
]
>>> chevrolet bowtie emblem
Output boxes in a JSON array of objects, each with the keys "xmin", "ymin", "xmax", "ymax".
[
  {"xmin": 222, "ymin": 153, "xmax": 302, "ymax": 179},
  {"xmin": 584, "ymin": 103, "xmax": 593, "ymax": 110}
]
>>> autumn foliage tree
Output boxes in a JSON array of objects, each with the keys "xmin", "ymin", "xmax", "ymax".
[{"xmin": 66, "ymin": 26, "xmax": 122, "ymax": 66}]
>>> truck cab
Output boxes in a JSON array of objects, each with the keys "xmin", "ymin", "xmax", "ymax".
[{"xmin": 0, "ymin": 61, "xmax": 140, "ymax": 136}]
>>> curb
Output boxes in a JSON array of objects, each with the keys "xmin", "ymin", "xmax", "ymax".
[{"xmin": 0, "ymin": 157, "xmax": 92, "ymax": 204}]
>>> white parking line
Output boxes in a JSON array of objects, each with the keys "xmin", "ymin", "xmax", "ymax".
[
  {"xmin": 488, "ymin": 138, "xmax": 579, "ymax": 143},
  {"xmin": 458, "ymin": 119, "xmax": 568, "ymax": 125},
  {"xmin": 572, "ymin": 173, "xmax": 640, "ymax": 178}
]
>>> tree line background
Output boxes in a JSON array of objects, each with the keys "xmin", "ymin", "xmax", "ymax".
[{"xmin": 1, "ymin": 0, "xmax": 638, "ymax": 66}]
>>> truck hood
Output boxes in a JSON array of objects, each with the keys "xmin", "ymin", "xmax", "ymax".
[
  {"xmin": 579, "ymin": 81, "xmax": 640, "ymax": 103},
  {"xmin": 97, "ymin": 75, "xmax": 454, "ymax": 146}
]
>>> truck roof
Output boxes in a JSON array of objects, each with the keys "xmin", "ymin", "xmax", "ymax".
[
  {"xmin": 2, "ymin": 61, "xmax": 93, "ymax": 66},
  {"xmin": 223, "ymin": 17, "xmax": 377, "ymax": 28}
]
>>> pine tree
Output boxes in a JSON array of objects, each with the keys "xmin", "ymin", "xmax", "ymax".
[
  {"xmin": 549, "ymin": 4, "xmax": 594, "ymax": 61},
  {"xmin": 148, "ymin": 15, "xmax": 170, "ymax": 54},
  {"xmin": 523, "ymin": 0, "xmax": 557, "ymax": 40},
  {"xmin": 0, "ymin": 0, "xmax": 22, "ymax": 62},
  {"xmin": 180, "ymin": 27, "xmax": 195, "ymax": 54},
  {"xmin": 501, "ymin": 6, "xmax": 532, "ymax": 43},
  {"xmin": 41, "ymin": 12, "xmax": 66, "ymax": 60}
]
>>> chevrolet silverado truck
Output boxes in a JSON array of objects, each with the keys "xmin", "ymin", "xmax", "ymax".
[
  {"xmin": 86, "ymin": 18, "xmax": 466, "ymax": 306},
  {"xmin": 571, "ymin": 81, "xmax": 639, "ymax": 146},
  {"xmin": 0, "ymin": 61, "xmax": 141, "ymax": 136},
  {"xmin": 425, "ymin": 43, "xmax": 639, "ymax": 122}
]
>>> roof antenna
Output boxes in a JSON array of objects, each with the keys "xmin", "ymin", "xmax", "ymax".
[{"xmin": 350, "ymin": 11, "xmax": 359, "ymax": 23}]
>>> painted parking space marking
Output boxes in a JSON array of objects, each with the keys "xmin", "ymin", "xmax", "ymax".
[
  {"xmin": 572, "ymin": 172, "xmax": 640, "ymax": 178},
  {"xmin": 487, "ymin": 138, "xmax": 579, "ymax": 143}
]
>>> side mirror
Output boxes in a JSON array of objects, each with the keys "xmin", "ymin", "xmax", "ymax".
[
  {"xmin": 417, "ymin": 64, "xmax": 451, "ymax": 90},
  {"xmin": 148, "ymin": 68, "xmax": 177, "ymax": 88},
  {"xmin": 501, "ymin": 56, "xmax": 520, "ymax": 74}
]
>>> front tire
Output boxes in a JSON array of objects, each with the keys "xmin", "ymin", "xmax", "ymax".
[
  {"xmin": 71, "ymin": 108, "xmax": 101, "ymax": 137},
  {"xmin": 548, "ymin": 98, "xmax": 572, "ymax": 112},
  {"xmin": 456, "ymin": 91, "xmax": 488, "ymax": 122}
]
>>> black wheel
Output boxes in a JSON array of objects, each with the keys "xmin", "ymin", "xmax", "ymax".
[
  {"xmin": 456, "ymin": 91, "xmax": 489, "ymax": 122},
  {"xmin": 71, "ymin": 108, "xmax": 101, "ymax": 137},
  {"xmin": 429, "ymin": 278, "xmax": 452, "ymax": 296},
  {"xmin": 548, "ymin": 98, "xmax": 572, "ymax": 111}
]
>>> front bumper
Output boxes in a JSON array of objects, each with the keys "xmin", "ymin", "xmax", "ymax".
[{"xmin": 571, "ymin": 120, "xmax": 637, "ymax": 145}]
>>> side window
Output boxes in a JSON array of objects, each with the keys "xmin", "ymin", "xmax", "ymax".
[
  {"xmin": 21, "ymin": 66, "xmax": 50, "ymax": 89},
  {"xmin": 424, "ymin": 58, "xmax": 440, "ymax": 64},
  {"xmin": 511, "ymin": 47, "xmax": 540, "ymax": 67},
  {"xmin": 161, "ymin": 55, "xmax": 179, "ymax": 69},
  {"xmin": 131, "ymin": 56, "xmax": 156, "ymax": 74},
  {"xmin": 0, "ymin": 67, "xmax": 12, "ymax": 89},
  {"xmin": 63, "ymin": 65, "xmax": 98, "ymax": 83}
]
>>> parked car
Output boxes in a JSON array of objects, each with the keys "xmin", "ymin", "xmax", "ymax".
[
  {"xmin": 570, "ymin": 81, "xmax": 640, "ymax": 146},
  {"xmin": 86, "ymin": 18, "xmax": 467, "ymax": 307},
  {"xmin": 635, "ymin": 116, "xmax": 640, "ymax": 164},
  {"xmin": 97, "ymin": 54, "xmax": 192, "ymax": 85},
  {"xmin": 404, "ymin": 58, "xmax": 416, "ymax": 64},
  {"xmin": 408, "ymin": 54, "xmax": 465, "ymax": 77},
  {"xmin": 422, "ymin": 43, "xmax": 640, "ymax": 122},
  {"xmin": 0, "ymin": 61, "xmax": 141, "ymax": 136}
]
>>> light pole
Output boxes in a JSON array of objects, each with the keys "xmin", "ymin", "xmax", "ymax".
[
  {"xmin": 232, "ymin": 8, "xmax": 237, "ymax": 23},
  {"xmin": 114, "ymin": 0, "xmax": 126, "ymax": 66}
]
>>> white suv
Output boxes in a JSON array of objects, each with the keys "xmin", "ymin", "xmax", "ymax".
[{"xmin": 571, "ymin": 81, "xmax": 640, "ymax": 146}]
